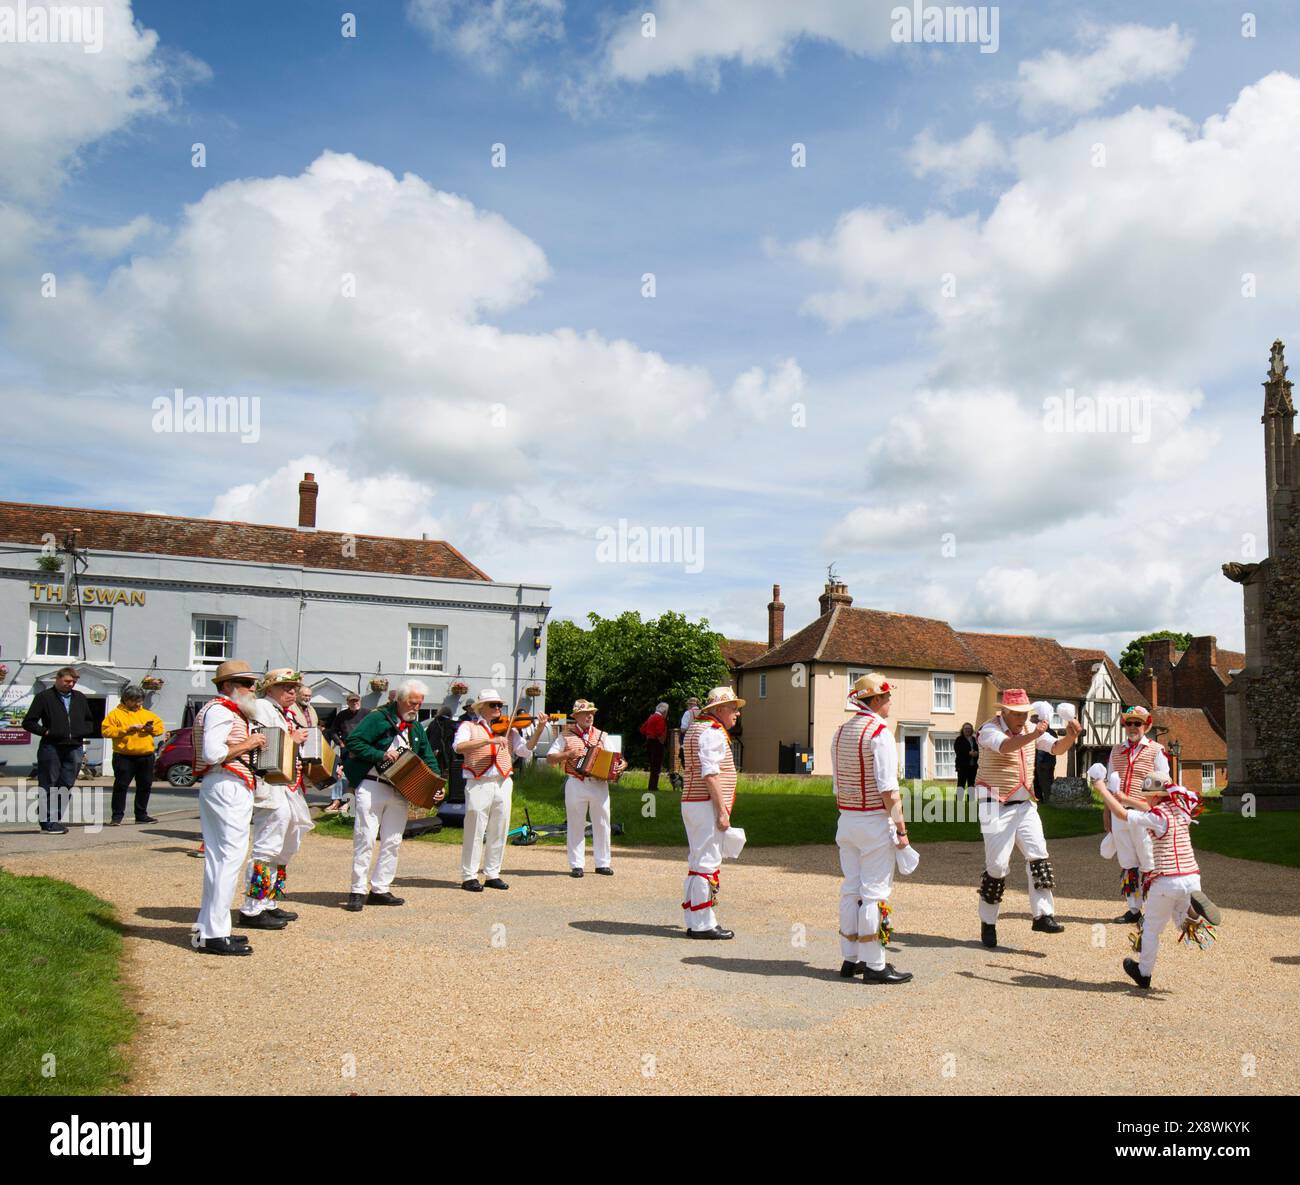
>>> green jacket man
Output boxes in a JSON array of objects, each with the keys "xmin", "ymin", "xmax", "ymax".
[{"xmin": 342, "ymin": 700, "xmax": 441, "ymax": 787}]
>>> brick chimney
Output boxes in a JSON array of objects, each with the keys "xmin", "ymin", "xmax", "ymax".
[
  {"xmin": 297, "ymin": 472, "xmax": 319, "ymax": 530},
  {"xmin": 1138, "ymin": 666, "xmax": 1159, "ymax": 709},
  {"xmin": 1142, "ymin": 637, "xmax": 1178, "ymax": 672},
  {"xmin": 1185, "ymin": 635, "xmax": 1219, "ymax": 669},
  {"xmin": 767, "ymin": 583, "xmax": 785, "ymax": 647},
  {"xmin": 818, "ymin": 578, "xmax": 853, "ymax": 616}
]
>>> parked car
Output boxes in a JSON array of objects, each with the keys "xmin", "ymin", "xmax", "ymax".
[{"xmin": 156, "ymin": 727, "xmax": 196, "ymax": 788}]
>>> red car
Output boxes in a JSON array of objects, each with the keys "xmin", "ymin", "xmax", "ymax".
[{"xmin": 156, "ymin": 727, "xmax": 197, "ymax": 788}]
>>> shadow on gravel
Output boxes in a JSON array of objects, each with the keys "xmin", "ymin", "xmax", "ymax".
[
  {"xmin": 130, "ymin": 906, "xmax": 200, "ymax": 949},
  {"xmin": 894, "ymin": 931, "xmax": 1048, "ymax": 958},
  {"xmin": 390, "ymin": 877, "xmax": 464, "ymax": 893},
  {"xmin": 955, "ymin": 966, "xmax": 1163, "ymax": 996},
  {"xmin": 139, "ymin": 828, "xmax": 201, "ymax": 842},
  {"xmin": 1271, "ymin": 954, "xmax": 1300, "ymax": 964},
  {"xmin": 569, "ymin": 919, "xmax": 683, "ymax": 939},
  {"xmin": 681, "ymin": 955, "xmax": 843, "ymax": 981}
]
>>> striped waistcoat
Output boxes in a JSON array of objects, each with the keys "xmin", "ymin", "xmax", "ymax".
[
  {"xmin": 464, "ymin": 721, "xmax": 512, "ymax": 780},
  {"xmin": 682, "ymin": 718, "xmax": 737, "ymax": 810},
  {"xmin": 1150, "ymin": 805, "xmax": 1199, "ymax": 878},
  {"xmin": 1109, "ymin": 739, "xmax": 1161, "ymax": 796},
  {"xmin": 975, "ymin": 715, "xmax": 1036, "ymax": 802},
  {"xmin": 192, "ymin": 697, "xmax": 255, "ymax": 789},
  {"xmin": 559, "ymin": 726, "xmax": 605, "ymax": 780},
  {"xmin": 832, "ymin": 711, "xmax": 889, "ymax": 812}
]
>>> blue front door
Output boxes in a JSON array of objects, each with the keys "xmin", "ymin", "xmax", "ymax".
[{"xmin": 904, "ymin": 736, "xmax": 922, "ymax": 780}]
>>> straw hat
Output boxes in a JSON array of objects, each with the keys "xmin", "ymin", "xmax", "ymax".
[
  {"xmin": 259, "ymin": 667, "xmax": 303, "ymax": 693},
  {"xmin": 1122, "ymin": 705, "xmax": 1152, "ymax": 725},
  {"xmin": 996, "ymin": 688, "xmax": 1034, "ymax": 714},
  {"xmin": 699, "ymin": 686, "xmax": 745, "ymax": 713},
  {"xmin": 850, "ymin": 672, "xmax": 892, "ymax": 702},
  {"xmin": 571, "ymin": 699, "xmax": 598, "ymax": 716},
  {"xmin": 472, "ymin": 688, "xmax": 506, "ymax": 711},
  {"xmin": 212, "ymin": 660, "xmax": 258, "ymax": 687}
]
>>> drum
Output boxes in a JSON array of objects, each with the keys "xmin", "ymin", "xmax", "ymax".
[
  {"xmin": 382, "ymin": 750, "xmax": 446, "ymax": 809},
  {"xmin": 250, "ymin": 726, "xmax": 297, "ymax": 784}
]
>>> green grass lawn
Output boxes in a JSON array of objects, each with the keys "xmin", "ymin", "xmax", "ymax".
[{"xmin": 0, "ymin": 868, "xmax": 135, "ymax": 1095}]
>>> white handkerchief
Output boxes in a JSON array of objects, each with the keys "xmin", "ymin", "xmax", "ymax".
[
  {"xmin": 721, "ymin": 826, "xmax": 747, "ymax": 860},
  {"xmin": 895, "ymin": 843, "xmax": 920, "ymax": 875},
  {"xmin": 1099, "ymin": 833, "xmax": 1116, "ymax": 860},
  {"xmin": 1087, "ymin": 762, "xmax": 1108, "ymax": 783}
]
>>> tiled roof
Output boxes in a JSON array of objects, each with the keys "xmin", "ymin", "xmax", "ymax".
[
  {"xmin": 721, "ymin": 638, "xmax": 769, "ymax": 670},
  {"xmin": 1152, "ymin": 707, "xmax": 1227, "ymax": 761},
  {"xmin": 742, "ymin": 606, "xmax": 984, "ymax": 673},
  {"xmin": 1215, "ymin": 649, "xmax": 1246, "ymax": 681},
  {"xmin": 1065, "ymin": 648, "xmax": 1150, "ymax": 709},
  {"xmin": 0, "ymin": 500, "xmax": 492, "ymax": 582},
  {"xmin": 958, "ymin": 632, "xmax": 1084, "ymax": 700}
]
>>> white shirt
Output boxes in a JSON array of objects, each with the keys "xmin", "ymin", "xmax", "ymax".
[
  {"xmin": 697, "ymin": 722, "xmax": 729, "ymax": 777},
  {"xmin": 254, "ymin": 697, "xmax": 291, "ymax": 733},
  {"xmin": 680, "ymin": 709, "xmax": 697, "ymax": 733},
  {"xmin": 977, "ymin": 716, "xmax": 1058, "ymax": 755},
  {"xmin": 1126, "ymin": 808, "xmax": 1170, "ymax": 838},
  {"xmin": 201, "ymin": 702, "xmax": 239, "ymax": 766}
]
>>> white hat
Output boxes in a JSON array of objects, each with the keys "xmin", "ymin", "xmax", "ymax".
[
  {"xmin": 700, "ymin": 686, "xmax": 745, "ymax": 712},
  {"xmin": 472, "ymin": 688, "xmax": 506, "ymax": 711}
]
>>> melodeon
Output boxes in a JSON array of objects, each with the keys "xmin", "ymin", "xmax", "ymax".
[
  {"xmin": 381, "ymin": 750, "xmax": 446, "ymax": 809},
  {"xmin": 577, "ymin": 743, "xmax": 623, "ymax": 783},
  {"xmin": 250, "ymin": 726, "xmax": 297, "ymax": 784},
  {"xmin": 299, "ymin": 727, "xmax": 337, "ymax": 787}
]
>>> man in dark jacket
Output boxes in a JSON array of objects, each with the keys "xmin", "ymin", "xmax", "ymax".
[
  {"xmin": 22, "ymin": 666, "xmax": 96, "ymax": 834},
  {"xmin": 343, "ymin": 681, "xmax": 442, "ymax": 912},
  {"xmin": 324, "ymin": 692, "xmax": 366, "ymax": 814}
]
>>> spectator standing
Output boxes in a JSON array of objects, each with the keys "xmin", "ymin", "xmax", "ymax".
[
  {"xmin": 679, "ymin": 696, "xmax": 700, "ymax": 734},
  {"xmin": 101, "ymin": 684, "xmax": 163, "ymax": 825},
  {"xmin": 639, "ymin": 702, "xmax": 669, "ymax": 791},
  {"xmin": 1033, "ymin": 708, "xmax": 1057, "ymax": 804},
  {"xmin": 954, "ymin": 722, "xmax": 978, "ymax": 808},
  {"xmin": 22, "ymin": 666, "xmax": 95, "ymax": 834},
  {"xmin": 326, "ymin": 692, "xmax": 365, "ymax": 813}
]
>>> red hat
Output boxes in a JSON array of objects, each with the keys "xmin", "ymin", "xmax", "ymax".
[{"xmin": 996, "ymin": 688, "xmax": 1034, "ymax": 713}]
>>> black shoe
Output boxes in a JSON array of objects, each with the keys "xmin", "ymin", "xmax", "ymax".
[
  {"xmin": 228, "ymin": 934, "xmax": 250, "ymax": 944},
  {"xmin": 236, "ymin": 912, "xmax": 288, "ymax": 930},
  {"xmin": 594, "ymin": 866, "xmax": 614, "ymax": 876},
  {"xmin": 1123, "ymin": 957, "xmax": 1151, "ymax": 989},
  {"xmin": 108, "ymin": 818, "xmax": 123, "ymax": 827},
  {"xmin": 264, "ymin": 907, "xmax": 298, "ymax": 921},
  {"xmin": 980, "ymin": 922, "xmax": 998, "ymax": 948},
  {"xmin": 570, "ymin": 868, "xmax": 584, "ymax": 878},
  {"xmin": 686, "ymin": 926, "xmax": 734, "ymax": 940},
  {"xmin": 1190, "ymin": 890, "xmax": 1221, "ymax": 926},
  {"xmin": 135, "ymin": 815, "xmax": 159, "ymax": 824},
  {"xmin": 863, "ymin": 963, "xmax": 913, "ymax": 984},
  {"xmin": 462, "ymin": 879, "xmax": 484, "ymax": 892},
  {"xmin": 367, "ymin": 891, "xmax": 404, "ymax": 906},
  {"xmin": 483, "ymin": 878, "xmax": 509, "ymax": 890},
  {"xmin": 41, "ymin": 823, "xmax": 69, "ymax": 834},
  {"xmin": 1031, "ymin": 915, "xmax": 1065, "ymax": 933},
  {"xmin": 344, "ymin": 893, "xmax": 365, "ymax": 912},
  {"xmin": 199, "ymin": 937, "xmax": 252, "ymax": 956},
  {"xmin": 839, "ymin": 960, "xmax": 866, "ymax": 979},
  {"xmin": 1114, "ymin": 910, "xmax": 1143, "ymax": 924}
]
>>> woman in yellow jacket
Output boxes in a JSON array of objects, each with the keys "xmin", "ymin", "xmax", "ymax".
[{"xmin": 101, "ymin": 685, "xmax": 164, "ymax": 825}]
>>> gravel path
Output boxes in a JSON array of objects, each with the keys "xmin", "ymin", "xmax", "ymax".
[{"xmin": 6, "ymin": 824, "xmax": 1298, "ymax": 1094}]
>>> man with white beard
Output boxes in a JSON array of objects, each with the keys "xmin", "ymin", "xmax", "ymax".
[
  {"xmin": 344, "ymin": 680, "xmax": 443, "ymax": 912},
  {"xmin": 191, "ymin": 661, "xmax": 267, "ymax": 956}
]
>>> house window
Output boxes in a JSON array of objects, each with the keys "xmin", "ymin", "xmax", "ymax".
[
  {"xmin": 932, "ymin": 673, "xmax": 954, "ymax": 713},
  {"xmin": 1201, "ymin": 763, "xmax": 1216, "ymax": 787},
  {"xmin": 759, "ymin": 673, "xmax": 767, "ymax": 699},
  {"xmin": 192, "ymin": 617, "xmax": 235, "ymax": 668},
  {"xmin": 408, "ymin": 625, "xmax": 446, "ymax": 672},
  {"xmin": 933, "ymin": 735, "xmax": 956, "ymax": 779},
  {"xmin": 34, "ymin": 608, "xmax": 81, "ymax": 658},
  {"xmin": 1094, "ymin": 701, "xmax": 1115, "ymax": 726}
]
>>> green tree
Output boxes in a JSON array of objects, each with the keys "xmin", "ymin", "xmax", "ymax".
[
  {"xmin": 546, "ymin": 611, "xmax": 729, "ymax": 764},
  {"xmin": 1119, "ymin": 630, "xmax": 1193, "ymax": 681}
]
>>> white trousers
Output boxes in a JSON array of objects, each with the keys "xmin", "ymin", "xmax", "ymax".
[
  {"xmin": 1111, "ymin": 814, "xmax": 1155, "ymax": 913},
  {"xmin": 241, "ymin": 789, "xmax": 311, "ymax": 915},
  {"xmin": 351, "ymin": 779, "xmax": 407, "ymax": 895},
  {"xmin": 565, "ymin": 775, "xmax": 611, "ymax": 869},
  {"xmin": 978, "ymin": 799, "xmax": 1053, "ymax": 923},
  {"xmin": 836, "ymin": 811, "xmax": 896, "ymax": 971},
  {"xmin": 1139, "ymin": 873, "xmax": 1201, "ymax": 977},
  {"xmin": 681, "ymin": 800, "xmax": 724, "ymax": 932},
  {"xmin": 462, "ymin": 775, "xmax": 513, "ymax": 881},
  {"xmin": 196, "ymin": 773, "xmax": 254, "ymax": 940}
]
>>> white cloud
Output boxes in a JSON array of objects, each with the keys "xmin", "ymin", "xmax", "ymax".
[
  {"xmin": 1017, "ymin": 22, "xmax": 1193, "ymax": 116},
  {"xmin": 729, "ymin": 357, "xmax": 805, "ymax": 421},
  {"xmin": 73, "ymin": 214, "xmax": 159, "ymax": 258},
  {"xmin": 406, "ymin": 0, "xmax": 564, "ymax": 71},
  {"xmin": 906, "ymin": 124, "xmax": 1009, "ymax": 195},
  {"xmin": 0, "ymin": 0, "xmax": 199, "ymax": 200}
]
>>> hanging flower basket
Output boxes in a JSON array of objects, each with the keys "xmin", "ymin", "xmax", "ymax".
[
  {"xmin": 141, "ymin": 676, "xmax": 165, "ymax": 692},
  {"xmin": 0, "ymin": 664, "xmax": 8, "ymax": 681},
  {"xmin": 369, "ymin": 677, "xmax": 389, "ymax": 693},
  {"xmin": 524, "ymin": 684, "xmax": 543, "ymax": 698},
  {"xmin": 448, "ymin": 679, "xmax": 470, "ymax": 697},
  {"xmin": 36, "ymin": 554, "xmax": 62, "ymax": 572}
]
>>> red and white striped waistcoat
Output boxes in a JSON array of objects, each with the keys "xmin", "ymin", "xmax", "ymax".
[
  {"xmin": 682, "ymin": 717, "xmax": 737, "ymax": 810},
  {"xmin": 1109, "ymin": 738, "xmax": 1162, "ymax": 796},
  {"xmin": 832, "ymin": 710, "xmax": 889, "ymax": 812},
  {"xmin": 192, "ymin": 697, "xmax": 255, "ymax": 789},
  {"xmin": 975, "ymin": 715, "xmax": 1035, "ymax": 802},
  {"xmin": 1149, "ymin": 805, "xmax": 1199, "ymax": 878},
  {"xmin": 464, "ymin": 720, "xmax": 512, "ymax": 780},
  {"xmin": 560, "ymin": 725, "xmax": 604, "ymax": 780}
]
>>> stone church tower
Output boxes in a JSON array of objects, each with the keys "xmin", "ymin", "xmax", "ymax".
[{"xmin": 1222, "ymin": 340, "xmax": 1300, "ymax": 810}]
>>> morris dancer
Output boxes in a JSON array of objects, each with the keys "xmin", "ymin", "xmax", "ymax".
[
  {"xmin": 833, "ymin": 673, "xmax": 913, "ymax": 984},
  {"xmin": 344, "ymin": 680, "xmax": 441, "ymax": 912},
  {"xmin": 454, "ymin": 689, "xmax": 530, "ymax": 892},
  {"xmin": 239, "ymin": 669, "xmax": 313, "ymax": 930},
  {"xmin": 547, "ymin": 699, "xmax": 626, "ymax": 878},
  {"xmin": 191, "ymin": 661, "xmax": 265, "ymax": 955},
  {"xmin": 1096, "ymin": 774, "xmax": 1221, "ymax": 990},
  {"xmin": 1105, "ymin": 705, "xmax": 1168, "ymax": 924},
  {"xmin": 975, "ymin": 688, "xmax": 1082, "ymax": 948},
  {"xmin": 680, "ymin": 687, "xmax": 743, "ymax": 940}
]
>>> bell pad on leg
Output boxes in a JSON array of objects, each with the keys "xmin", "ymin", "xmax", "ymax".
[
  {"xmin": 979, "ymin": 871, "xmax": 1006, "ymax": 904},
  {"xmin": 1029, "ymin": 858, "xmax": 1055, "ymax": 890}
]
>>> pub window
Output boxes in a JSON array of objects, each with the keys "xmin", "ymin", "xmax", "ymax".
[
  {"xmin": 408, "ymin": 625, "xmax": 446, "ymax": 672},
  {"xmin": 192, "ymin": 616, "xmax": 235, "ymax": 668},
  {"xmin": 33, "ymin": 608, "xmax": 81, "ymax": 658}
]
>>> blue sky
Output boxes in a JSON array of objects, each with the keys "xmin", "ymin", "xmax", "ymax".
[{"xmin": 4, "ymin": 0, "xmax": 1300, "ymax": 653}]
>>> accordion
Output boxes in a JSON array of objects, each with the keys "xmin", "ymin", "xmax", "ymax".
[
  {"xmin": 381, "ymin": 750, "xmax": 446, "ymax": 809},
  {"xmin": 299, "ymin": 727, "xmax": 337, "ymax": 787},
  {"xmin": 576, "ymin": 735, "xmax": 623, "ymax": 783},
  {"xmin": 250, "ymin": 726, "xmax": 297, "ymax": 785}
]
